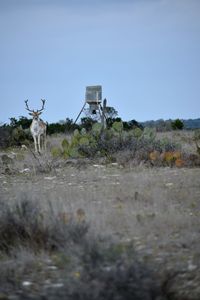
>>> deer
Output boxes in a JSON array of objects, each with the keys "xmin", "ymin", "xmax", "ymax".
[{"xmin": 25, "ymin": 99, "xmax": 47, "ymax": 153}]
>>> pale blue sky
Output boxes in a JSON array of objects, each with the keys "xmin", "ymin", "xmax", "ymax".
[{"xmin": 0, "ymin": 0, "xmax": 199, "ymax": 124}]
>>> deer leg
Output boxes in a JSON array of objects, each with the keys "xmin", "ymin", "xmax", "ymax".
[
  {"xmin": 40, "ymin": 135, "xmax": 43, "ymax": 151},
  {"xmin": 38, "ymin": 134, "xmax": 41, "ymax": 153},
  {"xmin": 44, "ymin": 131, "xmax": 46, "ymax": 151},
  {"xmin": 33, "ymin": 135, "xmax": 37, "ymax": 152}
]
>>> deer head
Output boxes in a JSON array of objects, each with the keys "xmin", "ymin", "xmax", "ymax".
[{"xmin": 25, "ymin": 99, "xmax": 46, "ymax": 119}]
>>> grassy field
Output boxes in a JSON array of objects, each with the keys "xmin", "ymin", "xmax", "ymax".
[{"xmin": 0, "ymin": 130, "xmax": 200, "ymax": 299}]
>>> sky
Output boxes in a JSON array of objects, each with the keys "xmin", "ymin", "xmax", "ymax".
[{"xmin": 0, "ymin": 0, "xmax": 200, "ymax": 124}]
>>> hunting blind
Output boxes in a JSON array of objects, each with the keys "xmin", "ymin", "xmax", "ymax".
[{"xmin": 74, "ymin": 85, "xmax": 107, "ymax": 126}]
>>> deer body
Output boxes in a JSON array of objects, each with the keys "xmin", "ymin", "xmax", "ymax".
[
  {"xmin": 30, "ymin": 118, "xmax": 46, "ymax": 153},
  {"xmin": 25, "ymin": 99, "xmax": 47, "ymax": 153}
]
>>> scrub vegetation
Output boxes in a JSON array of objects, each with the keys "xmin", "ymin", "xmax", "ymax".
[{"xmin": 0, "ymin": 125, "xmax": 200, "ymax": 299}]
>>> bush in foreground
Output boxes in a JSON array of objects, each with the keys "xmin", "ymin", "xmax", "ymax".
[
  {"xmin": 0, "ymin": 199, "xmax": 88, "ymax": 253},
  {"xmin": 0, "ymin": 198, "xmax": 165, "ymax": 300}
]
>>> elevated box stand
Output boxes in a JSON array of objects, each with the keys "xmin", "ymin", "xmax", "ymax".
[
  {"xmin": 74, "ymin": 85, "xmax": 107, "ymax": 127},
  {"xmin": 86, "ymin": 85, "xmax": 102, "ymax": 114}
]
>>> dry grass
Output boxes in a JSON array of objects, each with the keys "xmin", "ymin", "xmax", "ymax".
[
  {"xmin": 156, "ymin": 130, "xmax": 196, "ymax": 153},
  {"xmin": 0, "ymin": 130, "xmax": 200, "ymax": 299}
]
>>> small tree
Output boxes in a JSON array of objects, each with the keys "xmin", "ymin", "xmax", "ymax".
[
  {"xmin": 171, "ymin": 119, "xmax": 184, "ymax": 130},
  {"xmin": 104, "ymin": 106, "xmax": 118, "ymax": 119},
  {"xmin": 106, "ymin": 117, "xmax": 122, "ymax": 129},
  {"xmin": 9, "ymin": 117, "xmax": 18, "ymax": 128},
  {"xmin": 123, "ymin": 119, "xmax": 143, "ymax": 131},
  {"xmin": 9, "ymin": 116, "xmax": 32, "ymax": 129}
]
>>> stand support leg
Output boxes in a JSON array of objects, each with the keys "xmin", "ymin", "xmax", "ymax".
[{"xmin": 74, "ymin": 102, "xmax": 86, "ymax": 124}]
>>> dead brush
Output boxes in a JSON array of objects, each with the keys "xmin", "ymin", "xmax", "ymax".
[
  {"xmin": 16, "ymin": 144, "xmax": 62, "ymax": 174},
  {"xmin": 0, "ymin": 198, "xmax": 166, "ymax": 300},
  {"xmin": 27, "ymin": 146, "xmax": 53, "ymax": 173},
  {"xmin": 0, "ymin": 198, "xmax": 89, "ymax": 253}
]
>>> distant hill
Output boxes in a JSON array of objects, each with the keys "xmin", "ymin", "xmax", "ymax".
[
  {"xmin": 182, "ymin": 118, "xmax": 200, "ymax": 129},
  {"xmin": 141, "ymin": 118, "xmax": 200, "ymax": 130}
]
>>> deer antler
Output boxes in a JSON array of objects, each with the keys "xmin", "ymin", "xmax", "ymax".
[
  {"xmin": 25, "ymin": 99, "xmax": 34, "ymax": 112},
  {"xmin": 37, "ymin": 99, "xmax": 46, "ymax": 112}
]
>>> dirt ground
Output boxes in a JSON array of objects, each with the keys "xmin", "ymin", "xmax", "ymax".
[{"xmin": 1, "ymin": 157, "xmax": 200, "ymax": 299}]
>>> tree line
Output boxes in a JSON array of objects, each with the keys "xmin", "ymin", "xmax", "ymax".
[{"xmin": 0, "ymin": 113, "xmax": 185, "ymax": 149}]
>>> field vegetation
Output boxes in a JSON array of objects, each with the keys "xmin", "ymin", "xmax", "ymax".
[{"xmin": 0, "ymin": 120, "xmax": 200, "ymax": 299}]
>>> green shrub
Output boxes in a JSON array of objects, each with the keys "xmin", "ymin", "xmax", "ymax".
[
  {"xmin": 91, "ymin": 122, "xmax": 103, "ymax": 135},
  {"xmin": 142, "ymin": 127, "xmax": 156, "ymax": 141},
  {"xmin": 51, "ymin": 147, "xmax": 62, "ymax": 158},
  {"xmin": 132, "ymin": 127, "xmax": 143, "ymax": 138},
  {"xmin": 112, "ymin": 121, "xmax": 123, "ymax": 133},
  {"xmin": 79, "ymin": 137, "xmax": 90, "ymax": 145},
  {"xmin": 50, "ymin": 123, "xmax": 184, "ymax": 167},
  {"xmin": 171, "ymin": 119, "xmax": 184, "ymax": 130},
  {"xmin": 61, "ymin": 138, "xmax": 70, "ymax": 150}
]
